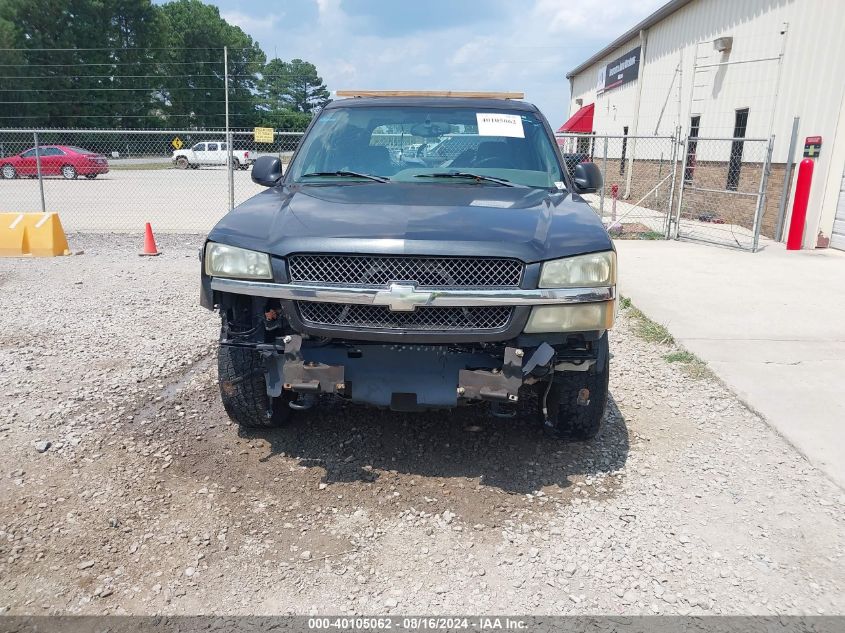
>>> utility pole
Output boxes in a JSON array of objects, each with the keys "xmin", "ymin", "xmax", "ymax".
[{"xmin": 224, "ymin": 46, "xmax": 234, "ymax": 211}]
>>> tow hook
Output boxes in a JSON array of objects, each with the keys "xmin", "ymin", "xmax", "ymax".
[
  {"xmin": 490, "ymin": 402, "xmax": 517, "ymax": 419},
  {"xmin": 289, "ymin": 393, "xmax": 317, "ymax": 411},
  {"xmin": 577, "ymin": 388, "xmax": 591, "ymax": 407}
]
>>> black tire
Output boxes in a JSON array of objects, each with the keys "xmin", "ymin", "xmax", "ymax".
[
  {"xmin": 85, "ymin": 174, "xmax": 97, "ymax": 179},
  {"xmin": 218, "ymin": 344, "xmax": 293, "ymax": 429},
  {"xmin": 1, "ymin": 164, "xmax": 16, "ymax": 179},
  {"xmin": 231, "ymin": 158, "xmax": 240, "ymax": 170},
  {"xmin": 543, "ymin": 333, "xmax": 610, "ymax": 441},
  {"xmin": 61, "ymin": 164, "xmax": 77, "ymax": 180},
  {"xmin": 175, "ymin": 156, "xmax": 189, "ymax": 170}
]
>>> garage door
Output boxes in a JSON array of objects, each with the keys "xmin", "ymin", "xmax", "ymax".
[{"xmin": 833, "ymin": 166, "xmax": 845, "ymax": 251}]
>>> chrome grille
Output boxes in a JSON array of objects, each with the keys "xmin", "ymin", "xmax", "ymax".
[
  {"xmin": 297, "ymin": 302, "xmax": 513, "ymax": 331},
  {"xmin": 288, "ymin": 255, "xmax": 522, "ymax": 288}
]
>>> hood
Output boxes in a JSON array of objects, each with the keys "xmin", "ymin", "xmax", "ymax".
[{"xmin": 207, "ymin": 182, "xmax": 613, "ymax": 263}]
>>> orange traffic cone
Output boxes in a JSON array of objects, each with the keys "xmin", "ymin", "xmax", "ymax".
[{"xmin": 139, "ymin": 222, "xmax": 160, "ymax": 256}]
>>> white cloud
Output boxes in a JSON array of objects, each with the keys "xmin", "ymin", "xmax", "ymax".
[
  {"xmin": 220, "ymin": 10, "xmax": 281, "ymax": 35},
  {"xmin": 212, "ymin": 0, "xmax": 665, "ymax": 126}
]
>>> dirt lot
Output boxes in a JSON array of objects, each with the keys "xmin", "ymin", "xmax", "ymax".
[{"xmin": 1, "ymin": 234, "xmax": 844, "ymax": 615}]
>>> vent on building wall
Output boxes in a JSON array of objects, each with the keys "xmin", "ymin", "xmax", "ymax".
[{"xmin": 713, "ymin": 37, "xmax": 733, "ymax": 53}]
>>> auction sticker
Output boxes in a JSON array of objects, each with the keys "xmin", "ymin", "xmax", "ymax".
[{"xmin": 476, "ymin": 112, "xmax": 524, "ymax": 138}]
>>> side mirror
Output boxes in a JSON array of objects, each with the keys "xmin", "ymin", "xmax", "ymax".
[
  {"xmin": 572, "ymin": 161, "xmax": 603, "ymax": 194},
  {"xmin": 251, "ymin": 155, "xmax": 282, "ymax": 187}
]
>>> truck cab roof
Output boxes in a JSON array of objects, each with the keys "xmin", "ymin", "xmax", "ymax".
[{"xmin": 325, "ymin": 96, "xmax": 540, "ymax": 112}]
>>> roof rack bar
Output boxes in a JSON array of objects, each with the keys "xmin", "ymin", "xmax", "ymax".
[{"xmin": 335, "ymin": 90, "xmax": 525, "ymax": 99}]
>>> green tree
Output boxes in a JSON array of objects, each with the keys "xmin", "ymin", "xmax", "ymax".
[
  {"xmin": 0, "ymin": 0, "xmax": 166, "ymax": 128},
  {"xmin": 159, "ymin": 0, "xmax": 265, "ymax": 129},
  {"xmin": 259, "ymin": 58, "xmax": 330, "ymax": 115}
]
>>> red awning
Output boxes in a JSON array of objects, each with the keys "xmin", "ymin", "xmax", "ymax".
[{"xmin": 557, "ymin": 103, "xmax": 594, "ymax": 133}]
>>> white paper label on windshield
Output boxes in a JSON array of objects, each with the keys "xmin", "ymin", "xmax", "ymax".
[{"xmin": 476, "ymin": 113, "xmax": 524, "ymax": 138}]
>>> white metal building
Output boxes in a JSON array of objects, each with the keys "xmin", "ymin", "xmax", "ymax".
[{"xmin": 564, "ymin": 0, "xmax": 845, "ymax": 250}]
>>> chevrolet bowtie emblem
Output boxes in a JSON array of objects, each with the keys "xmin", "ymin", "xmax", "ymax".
[{"xmin": 373, "ymin": 282, "xmax": 434, "ymax": 312}]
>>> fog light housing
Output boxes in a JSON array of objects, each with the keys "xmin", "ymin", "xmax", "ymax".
[{"xmin": 524, "ymin": 301, "xmax": 614, "ymax": 333}]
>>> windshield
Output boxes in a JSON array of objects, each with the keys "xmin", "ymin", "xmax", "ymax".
[{"xmin": 288, "ymin": 105, "xmax": 566, "ymax": 189}]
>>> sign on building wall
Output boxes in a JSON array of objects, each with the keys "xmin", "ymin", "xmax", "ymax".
[{"xmin": 596, "ymin": 46, "xmax": 641, "ymax": 94}]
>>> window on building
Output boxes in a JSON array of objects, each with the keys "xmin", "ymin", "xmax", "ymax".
[
  {"xmin": 620, "ymin": 126, "xmax": 629, "ymax": 175},
  {"xmin": 684, "ymin": 115, "xmax": 701, "ymax": 183},
  {"xmin": 727, "ymin": 108, "xmax": 748, "ymax": 191},
  {"xmin": 576, "ymin": 135, "xmax": 591, "ymax": 154}
]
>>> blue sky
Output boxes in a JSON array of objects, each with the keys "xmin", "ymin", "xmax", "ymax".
[{"xmin": 208, "ymin": 0, "xmax": 665, "ymax": 127}]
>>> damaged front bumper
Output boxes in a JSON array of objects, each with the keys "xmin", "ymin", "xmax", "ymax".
[{"xmin": 247, "ymin": 334, "xmax": 602, "ymax": 412}]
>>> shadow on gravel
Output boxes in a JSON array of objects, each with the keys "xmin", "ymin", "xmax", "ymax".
[{"xmin": 241, "ymin": 393, "xmax": 629, "ymax": 495}]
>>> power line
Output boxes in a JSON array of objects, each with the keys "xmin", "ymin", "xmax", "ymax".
[
  {"xmin": 0, "ymin": 61, "xmax": 224, "ymax": 67},
  {"xmin": 0, "ymin": 46, "xmax": 255, "ymax": 51},
  {"xmin": 0, "ymin": 87, "xmax": 225, "ymax": 92},
  {"xmin": 0, "ymin": 99, "xmax": 260, "ymax": 104},
  {"xmin": 2, "ymin": 73, "xmax": 226, "ymax": 79}
]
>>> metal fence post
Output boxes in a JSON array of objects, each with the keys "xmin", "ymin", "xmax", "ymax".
[
  {"xmin": 665, "ymin": 126, "xmax": 681, "ymax": 238},
  {"xmin": 775, "ymin": 116, "xmax": 799, "ymax": 242},
  {"xmin": 673, "ymin": 136, "xmax": 690, "ymax": 240},
  {"xmin": 224, "ymin": 46, "xmax": 234, "ymax": 212},
  {"xmin": 752, "ymin": 135, "xmax": 776, "ymax": 252},
  {"xmin": 600, "ymin": 136, "xmax": 608, "ymax": 217},
  {"xmin": 33, "ymin": 131, "xmax": 46, "ymax": 213}
]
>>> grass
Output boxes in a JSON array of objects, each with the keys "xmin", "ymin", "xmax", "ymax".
[
  {"xmin": 620, "ymin": 295, "xmax": 713, "ymax": 380},
  {"xmin": 663, "ymin": 350, "xmax": 713, "ymax": 379},
  {"xmin": 625, "ymin": 303, "xmax": 675, "ymax": 345},
  {"xmin": 638, "ymin": 230, "xmax": 665, "ymax": 240}
]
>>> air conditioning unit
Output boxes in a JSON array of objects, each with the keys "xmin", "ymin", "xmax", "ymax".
[{"xmin": 713, "ymin": 37, "xmax": 733, "ymax": 53}]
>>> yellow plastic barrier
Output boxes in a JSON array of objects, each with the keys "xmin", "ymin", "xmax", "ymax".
[{"xmin": 0, "ymin": 212, "xmax": 71, "ymax": 257}]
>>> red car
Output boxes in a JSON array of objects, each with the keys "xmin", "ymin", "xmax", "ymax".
[{"xmin": 1, "ymin": 145, "xmax": 109, "ymax": 180}]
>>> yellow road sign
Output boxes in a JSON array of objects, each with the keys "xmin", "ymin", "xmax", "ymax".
[
  {"xmin": 171, "ymin": 137, "xmax": 183, "ymax": 150},
  {"xmin": 254, "ymin": 127, "xmax": 274, "ymax": 144}
]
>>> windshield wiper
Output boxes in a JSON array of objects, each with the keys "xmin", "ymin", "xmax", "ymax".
[
  {"xmin": 301, "ymin": 170, "xmax": 389, "ymax": 183},
  {"xmin": 414, "ymin": 172, "xmax": 522, "ymax": 187}
]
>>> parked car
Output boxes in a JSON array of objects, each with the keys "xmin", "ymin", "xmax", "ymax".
[
  {"xmin": 1, "ymin": 145, "xmax": 109, "ymax": 180},
  {"xmin": 172, "ymin": 142, "xmax": 253, "ymax": 170},
  {"xmin": 200, "ymin": 93, "xmax": 613, "ymax": 441}
]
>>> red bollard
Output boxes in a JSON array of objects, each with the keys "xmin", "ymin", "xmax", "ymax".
[{"xmin": 787, "ymin": 159, "xmax": 814, "ymax": 250}]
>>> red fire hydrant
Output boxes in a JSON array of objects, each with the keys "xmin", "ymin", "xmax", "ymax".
[{"xmin": 787, "ymin": 159, "xmax": 814, "ymax": 250}]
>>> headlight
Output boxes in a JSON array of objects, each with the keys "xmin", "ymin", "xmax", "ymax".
[
  {"xmin": 539, "ymin": 251, "xmax": 616, "ymax": 288},
  {"xmin": 204, "ymin": 243, "xmax": 272, "ymax": 279}
]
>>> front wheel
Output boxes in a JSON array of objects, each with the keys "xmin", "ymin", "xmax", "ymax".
[
  {"xmin": 218, "ymin": 344, "xmax": 293, "ymax": 429},
  {"xmin": 61, "ymin": 164, "xmax": 78, "ymax": 180},
  {"xmin": 175, "ymin": 156, "xmax": 189, "ymax": 169},
  {"xmin": 542, "ymin": 333, "xmax": 609, "ymax": 441},
  {"xmin": 1, "ymin": 164, "xmax": 16, "ymax": 179}
]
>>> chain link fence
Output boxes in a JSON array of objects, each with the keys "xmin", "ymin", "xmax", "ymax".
[
  {"xmin": 2, "ymin": 127, "xmax": 780, "ymax": 251},
  {"xmin": 0, "ymin": 129, "xmax": 303, "ymax": 233},
  {"xmin": 674, "ymin": 136, "xmax": 775, "ymax": 251},
  {"xmin": 556, "ymin": 133, "xmax": 681, "ymax": 240}
]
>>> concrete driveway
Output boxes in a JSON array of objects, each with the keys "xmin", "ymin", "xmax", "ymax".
[{"xmin": 616, "ymin": 239, "xmax": 845, "ymax": 489}]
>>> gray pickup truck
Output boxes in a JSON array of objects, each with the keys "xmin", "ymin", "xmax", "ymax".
[{"xmin": 200, "ymin": 92, "xmax": 615, "ymax": 440}]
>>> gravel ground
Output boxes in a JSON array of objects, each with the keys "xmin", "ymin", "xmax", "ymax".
[{"xmin": 0, "ymin": 234, "xmax": 843, "ymax": 616}]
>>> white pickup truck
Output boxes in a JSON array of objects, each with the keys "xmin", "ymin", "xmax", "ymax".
[{"xmin": 172, "ymin": 142, "xmax": 253, "ymax": 170}]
